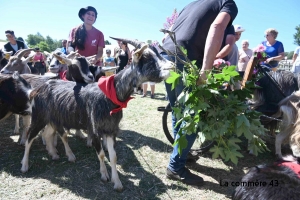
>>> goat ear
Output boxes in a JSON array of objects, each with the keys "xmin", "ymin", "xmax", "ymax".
[
  {"xmin": 4, "ymin": 51, "xmax": 13, "ymax": 59},
  {"xmin": 133, "ymin": 44, "xmax": 148, "ymax": 62},
  {"xmin": 53, "ymin": 53, "xmax": 72, "ymax": 65},
  {"xmin": 66, "ymin": 50, "xmax": 78, "ymax": 59},
  {"xmin": 29, "ymin": 90, "xmax": 38, "ymax": 101},
  {"xmin": 24, "ymin": 55, "xmax": 34, "ymax": 63}
]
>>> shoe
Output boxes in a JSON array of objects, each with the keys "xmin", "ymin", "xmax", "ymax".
[
  {"xmin": 141, "ymin": 94, "xmax": 146, "ymax": 98},
  {"xmin": 151, "ymin": 94, "xmax": 154, "ymax": 99},
  {"xmin": 186, "ymin": 152, "xmax": 199, "ymax": 163},
  {"xmin": 138, "ymin": 90, "xmax": 143, "ymax": 95},
  {"xmin": 166, "ymin": 167, "xmax": 204, "ymax": 186}
]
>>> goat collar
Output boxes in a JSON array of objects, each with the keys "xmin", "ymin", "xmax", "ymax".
[
  {"xmin": 98, "ymin": 75, "xmax": 133, "ymax": 115},
  {"xmin": 277, "ymin": 161, "xmax": 300, "ymax": 178}
]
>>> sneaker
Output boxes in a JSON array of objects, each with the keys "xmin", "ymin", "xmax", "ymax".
[
  {"xmin": 138, "ymin": 90, "xmax": 143, "ymax": 95},
  {"xmin": 166, "ymin": 167, "xmax": 204, "ymax": 186},
  {"xmin": 141, "ymin": 94, "xmax": 147, "ymax": 98},
  {"xmin": 151, "ymin": 94, "xmax": 154, "ymax": 99}
]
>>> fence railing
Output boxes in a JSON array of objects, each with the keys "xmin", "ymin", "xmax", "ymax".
[{"xmin": 278, "ymin": 61, "xmax": 292, "ymax": 71}]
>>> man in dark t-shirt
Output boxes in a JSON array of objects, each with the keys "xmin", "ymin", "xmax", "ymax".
[
  {"xmin": 4, "ymin": 30, "xmax": 28, "ymax": 56},
  {"xmin": 162, "ymin": 0, "xmax": 238, "ymax": 186}
]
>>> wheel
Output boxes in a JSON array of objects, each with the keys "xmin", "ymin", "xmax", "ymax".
[{"xmin": 158, "ymin": 103, "xmax": 215, "ymax": 154}]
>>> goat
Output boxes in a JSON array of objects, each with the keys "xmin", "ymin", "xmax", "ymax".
[
  {"xmin": 1, "ymin": 49, "xmax": 94, "ymax": 144},
  {"xmin": 251, "ymin": 70, "xmax": 300, "ymax": 152},
  {"xmin": 0, "ymin": 49, "xmax": 34, "ymax": 74},
  {"xmin": 0, "ymin": 49, "xmax": 12, "ymax": 71},
  {"xmin": 271, "ymin": 91, "xmax": 300, "ymax": 158},
  {"xmin": 0, "ymin": 72, "xmax": 34, "ymax": 121},
  {"xmin": 232, "ymin": 155, "xmax": 300, "ymax": 200},
  {"xmin": 21, "ymin": 54, "xmax": 94, "ymax": 145},
  {"xmin": 1, "ymin": 49, "xmax": 35, "ymax": 138},
  {"xmin": 20, "ymin": 37, "xmax": 174, "ymax": 191}
]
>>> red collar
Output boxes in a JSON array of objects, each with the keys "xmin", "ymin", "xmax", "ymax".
[
  {"xmin": 98, "ymin": 75, "xmax": 133, "ymax": 115},
  {"xmin": 59, "ymin": 70, "xmax": 68, "ymax": 81},
  {"xmin": 277, "ymin": 161, "xmax": 300, "ymax": 178}
]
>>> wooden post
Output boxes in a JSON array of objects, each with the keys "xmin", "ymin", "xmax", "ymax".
[{"xmin": 241, "ymin": 57, "xmax": 258, "ymax": 88}]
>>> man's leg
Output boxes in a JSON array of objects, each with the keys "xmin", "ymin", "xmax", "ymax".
[{"xmin": 161, "ymin": 53, "xmax": 203, "ymax": 186}]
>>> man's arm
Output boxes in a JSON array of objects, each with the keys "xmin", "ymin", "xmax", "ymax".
[
  {"xmin": 292, "ymin": 52, "xmax": 298, "ymax": 63},
  {"xmin": 200, "ymin": 12, "xmax": 231, "ymax": 80},
  {"xmin": 215, "ymin": 34, "xmax": 235, "ymax": 59}
]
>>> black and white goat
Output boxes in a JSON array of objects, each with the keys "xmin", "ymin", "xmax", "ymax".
[
  {"xmin": 233, "ymin": 155, "xmax": 300, "ymax": 200},
  {"xmin": 251, "ymin": 70, "xmax": 300, "ymax": 155},
  {"xmin": 1, "ymin": 49, "xmax": 36, "ymax": 139},
  {"xmin": 0, "ymin": 72, "xmax": 34, "ymax": 121},
  {"xmin": 1, "ymin": 49, "xmax": 94, "ymax": 144},
  {"xmin": 21, "ymin": 38, "xmax": 174, "ymax": 191}
]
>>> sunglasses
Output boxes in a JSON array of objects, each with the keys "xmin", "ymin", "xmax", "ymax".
[{"xmin": 265, "ymin": 34, "xmax": 270, "ymax": 37}]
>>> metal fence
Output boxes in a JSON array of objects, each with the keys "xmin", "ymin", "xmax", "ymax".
[{"xmin": 278, "ymin": 61, "xmax": 292, "ymax": 71}]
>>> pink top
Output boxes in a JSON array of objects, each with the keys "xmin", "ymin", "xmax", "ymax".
[
  {"xmin": 68, "ymin": 26, "xmax": 105, "ymax": 57},
  {"xmin": 33, "ymin": 53, "xmax": 45, "ymax": 62}
]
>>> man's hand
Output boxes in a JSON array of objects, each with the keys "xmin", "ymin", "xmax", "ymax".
[
  {"xmin": 197, "ymin": 71, "xmax": 207, "ymax": 85},
  {"xmin": 265, "ymin": 57, "xmax": 274, "ymax": 63}
]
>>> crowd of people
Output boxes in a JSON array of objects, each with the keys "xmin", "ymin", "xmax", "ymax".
[{"xmin": 2, "ymin": 0, "xmax": 299, "ymax": 189}]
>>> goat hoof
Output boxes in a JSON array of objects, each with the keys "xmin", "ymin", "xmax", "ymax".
[
  {"xmin": 52, "ymin": 154, "xmax": 60, "ymax": 160},
  {"xmin": 86, "ymin": 140, "xmax": 93, "ymax": 147},
  {"xmin": 21, "ymin": 165, "xmax": 28, "ymax": 173},
  {"xmin": 19, "ymin": 140, "xmax": 26, "ymax": 146},
  {"xmin": 101, "ymin": 173, "xmax": 110, "ymax": 182},
  {"xmin": 275, "ymin": 154, "xmax": 283, "ymax": 160},
  {"xmin": 68, "ymin": 154, "xmax": 76, "ymax": 162},
  {"xmin": 113, "ymin": 183, "xmax": 124, "ymax": 192}
]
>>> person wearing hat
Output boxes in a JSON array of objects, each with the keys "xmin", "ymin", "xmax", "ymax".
[
  {"xmin": 226, "ymin": 24, "xmax": 245, "ymax": 66},
  {"xmin": 103, "ymin": 49, "xmax": 116, "ymax": 67},
  {"xmin": 67, "ymin": 6, "xmax": 105, "ymax": 66},
  {"xmin": 4, "ymin": 30, "xmax": 28, "ymax": 56}
]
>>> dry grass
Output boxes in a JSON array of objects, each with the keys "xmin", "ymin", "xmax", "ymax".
[{"xmin": 0, "ymin": 83, "xmax": 279, "ymax": 200}]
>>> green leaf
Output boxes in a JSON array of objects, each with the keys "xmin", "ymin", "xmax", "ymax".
[{"xmin": 165, "ymin": 71, "xmax": 181, "ymax": 90}]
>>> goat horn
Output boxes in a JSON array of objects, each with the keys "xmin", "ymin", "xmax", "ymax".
[
  {"xmin": 16, "ymin": 49, "xmax": 34, "ymax": 59},
  {"xmin": 109, "ymin": 37, "xmax": 142, "ymax": 48}
]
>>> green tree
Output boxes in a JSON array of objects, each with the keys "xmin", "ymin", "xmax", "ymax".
[
  {"xmin": 25, "ymin": 33, "xmax": 62, "ymax": 52},
  {"xmin": 26, "ymin": 33, "xmax": 44, "ymax": 46},
  {"xmin": 37, "ymin": 41, "xmax": 50, "ymax": 52},
  {"xmin": 294, "ymin": 25, "xmax": 300, "ymax": 46},
  {"xmin": 287, "ymin": 51, "xmax": 294, "ymax": 59},
  {"xmin": 105, "ymin": 40, "xmax": 111, "ymax": 45}
]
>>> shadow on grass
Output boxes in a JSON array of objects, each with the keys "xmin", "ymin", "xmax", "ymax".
[{"xmin": 0, "ymin": 118, "xmax": 187, "ymax": 199}]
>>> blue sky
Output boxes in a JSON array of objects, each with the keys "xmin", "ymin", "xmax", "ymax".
[{"xmin": 1, "ymin": 0, "xmax": 299, "ymax": 52}]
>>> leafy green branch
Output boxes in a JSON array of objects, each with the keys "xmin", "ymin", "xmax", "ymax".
[{"xmin": 163, "ymin": 31, "xmax": 269, "ymax": 165}]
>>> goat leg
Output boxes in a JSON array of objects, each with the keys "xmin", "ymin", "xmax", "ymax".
[
  {"xmin": 59, "ymin": 131, "xmax": 76, "ymax": 162},
  {"xmin": 275, "ymin": 132, "xmax": 288, "ymax": 159},
  {"xmin": 93, "ymin": 134, "xmax": 110, "ymax": 182},
  {"xmin": 107, "ymin": 136, "xmax": 123, "ymax": 191},
  {"xmin": 19, "ymin": 115, "xmax": 31, "ymax": 145},
  {"xmin": 43, "ymin": 125, "xmax": 59, "ymax": 160}
]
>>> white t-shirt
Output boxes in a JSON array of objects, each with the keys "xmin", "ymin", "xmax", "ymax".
[
  {"xmin": 291, "ymin": 46, "xmax": 300, "ymax": 73},
  {"xmin": 9, "ymin": 42, "xmax": 28, "ymax": 52}
]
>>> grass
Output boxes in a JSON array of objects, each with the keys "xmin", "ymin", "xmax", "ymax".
[{"xmin": 0, "ymin": 82, "xmax": 279, "ymax": 200}]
